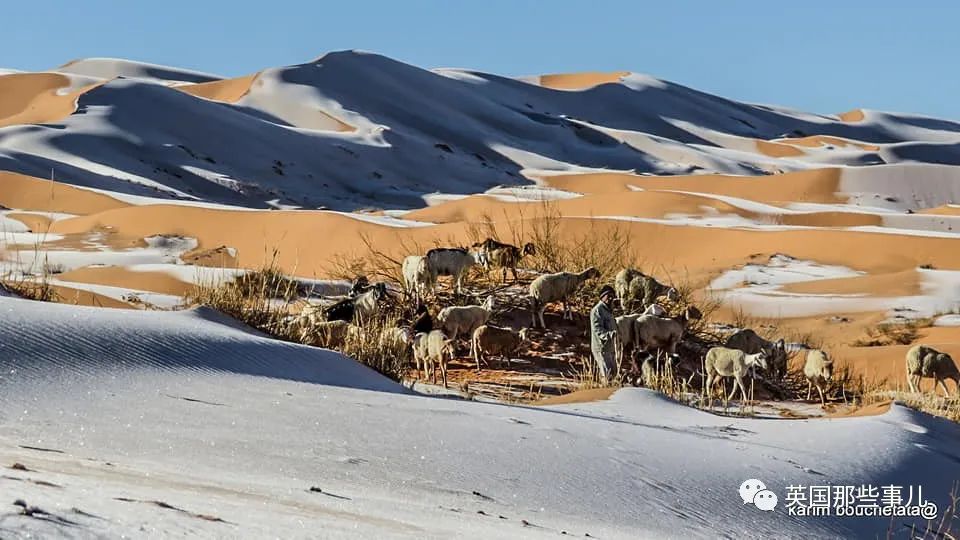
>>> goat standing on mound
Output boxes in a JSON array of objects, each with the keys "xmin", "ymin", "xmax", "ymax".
[
  {"xmin": 704, "ymin": 347, "xmax": 768, "ymax": 401},
  {"xmin": 472, "ymin": 238, "xmax": 536, "ymax": 282},
  {"xmin": 529, "ymin": 267, "xmax": 600, "ymax": 328}
]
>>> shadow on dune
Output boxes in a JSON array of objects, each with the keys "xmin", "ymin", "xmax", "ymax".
[{"xmin": 0, "ymin": 297, "xmax": 407, "ymax": 395}]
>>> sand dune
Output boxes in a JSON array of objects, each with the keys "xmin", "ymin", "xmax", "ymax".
[
  {"xmin": 537, "ymin": 71, "xmax": 630, "ymax": 90},
  {"xmin": 0, "ymin": 171, "xmax": 129, "ymax": 214},
  {"xmin": 838, "ymin": 109, "xmax": 866, "ymax": 122},
  {"xmin": 0, "ymin": 73, "xmax": 100, "ymax": 128},
  {"xmin": 177, "ymin": 72, "xmax": 259, "ymax": 102},
  {"xmin": 55, "ymin": 57, "xmax": 221, "ymax": 83}
]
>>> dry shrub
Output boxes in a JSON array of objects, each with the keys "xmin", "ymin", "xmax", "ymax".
[
  {"xmin": 339, "ymin": 314, "xmax": 410, "ymax": 381},
  {"xmin": 852, "ymin": 320, "xmax": 925, "ymax": 347},
  {"xmin": 230, "ymin": 266, "xmax": 302, "ymax": 301},
  {"xmin": 1, "ymin": 278, "xmax": 58, "ymax": 302}
]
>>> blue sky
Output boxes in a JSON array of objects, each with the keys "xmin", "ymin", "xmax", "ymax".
[{"xmin": 4, "ymin": 1, "xmax": 957, "ymax": 118}]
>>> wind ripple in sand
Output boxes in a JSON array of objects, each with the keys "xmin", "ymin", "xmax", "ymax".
[{"xmin": 0, "ymin": 296, "xmax": 405, "ymax": 398}]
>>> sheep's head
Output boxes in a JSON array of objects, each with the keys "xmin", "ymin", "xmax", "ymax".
[
  {"xmin": 583, "ymin": 267, "xmax": 601, "ymax": 280},
  {"xmin": 821, "ymin": 359, "xmax": 834, "ymax": 381},
  {"xmin": 482, "ymin": 295, "xmax": 495, "ymax": 311},
  {"xmin": 937, "ymin": 353, "xmax": 959, "ymax": 376},
  {"xmin": 751, "ymin": 350, "xmax": 769, "ymax": 371},
  {"xmin": 441, "ymin": 338, "xmax": 455, "ymax": 358},
  {"xmin": 523, "ymin": 243, "xmax": 537, "ymax": 256},
  {"xmin": 518, "ymin": 328, "xmax": 530, "ymax": 342},
  {"xmin": 665, "ymin": 287, "xmax": 679, "ymax": 302}
]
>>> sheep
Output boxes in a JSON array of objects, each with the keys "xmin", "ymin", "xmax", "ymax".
[
  {"xmin": 471, "ymin": 238, "xmax": 536, "ymax": 282},
  {"xmin": 643, "ymin": 303, "xmax": 667, "ymax": 317},
  {"xmin": 402, "ymin": 255, "xmax": 435, "ymax": 305},
  {"xmin": 411, "ymin": 304, "xmax": 433, "ymax": 334},
  {"xmin": 614, "ymin": 268, "xmax": 645, "ymax": 307},
  {"xmin": 625, "ymin": 275, "xmax": 678, "ymax": 312},
  {"xmin": 529, "ymin": 267, "xmax": 601, "ymax": 328},
  {"xmin": 436, "ymin": 295, "xmax": 496, "ymax": 342},
  {"xmin": 324, "ymin": 282, "xmax": 387, "ymax": 324},
  {"xmin": 803, "ymin": 349, "xmax": 834, "ymax": 406},
  {"xmin": 425, "ymin": 247, "xmax": 479, "ymax": 294},
  {"xmin": 300, "ymin": 320, "xmax": 352, "ymax": 348},
  {"xmin": 471, "ymin": 325, "xmax": 529, "ymax": 370},
  {"xmin": 725, "ymin": 329, "xmax": 788, "ymax": 380},
  {"xmin": 906, "ymin": 344, "xmax": 959, "ymax": 397},
  {"xmin": 413, "ymin": 330, "xmax": 455, "ymax": 387},
  {"xmin": 704, "ymin": 347, "xmax": 769, "ymax": 401},
  {"xmin": 614, "ymin": 313, "xmax": 642, "ymax": 365},
  {"xmin": 633, "ymin": 307, "xmax": 698, "ymax": 357}
]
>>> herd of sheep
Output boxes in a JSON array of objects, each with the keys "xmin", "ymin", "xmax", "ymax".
[{"xmin": 292, "ymin": 237, "xmax": 959, "ymax": 404}]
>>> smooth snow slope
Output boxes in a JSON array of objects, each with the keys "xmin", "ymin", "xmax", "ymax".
[
  {"xmin": 0, "ymin": 296, "xmax": 957, "ymax": 538},
  {"xmin": 55, "ymin": 57, "xmax": 222, "ymax": 84},
  {"xmin": 3, "ymin": 50, "xmax": 960, "ymax": 210}
]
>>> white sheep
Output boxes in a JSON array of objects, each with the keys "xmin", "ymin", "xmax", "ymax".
[
  {"xmin": 704, "ymin": 346, "xmax": 769, "ymax": 401},
  {"xmin": 528, "ymin": 267, "xmax": 601, "ymax": 328},
  {"xmin": 803, "ymin": 349, "xmax": 834, "ymax": 406},
  {"xmin": 426, "ymin": 248, "xmax": 479, "ymax": 294},
  {"xmin": 906, "ymin": 344, "xmax": 959, "ymax": 397},
  {"xmin": 402, "ymin": 255, "xmax": 435, "ymax": 305},
  {"xmin": 471, "ymin": 325, "xmax": 529, "ymax": 370},
  {"xmin": 414, "ymin": 329, "xmax": 455, "ymax": 387},
  {"xmin": 633, "ymin": 306, "xmax": 700, "ymax": 358},
  {"xmin": 643, "ymin": 303, "xmax": 667, "ymax": 317},
  {"xmin": 725, "ymin": 329, "xmax": 788, "ymax": 380},
  {"xmin": 436, "ymin": 295, "xmax": 496, "ymax": 341}
]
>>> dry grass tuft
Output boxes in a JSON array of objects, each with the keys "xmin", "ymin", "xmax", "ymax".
[{"xmin": 852, "ymin": 320, "xmax": 929, "ymax": 348}]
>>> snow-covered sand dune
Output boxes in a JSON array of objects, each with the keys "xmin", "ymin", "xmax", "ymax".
[
  {"xmin": 3, "ymin": 50, "xmax": 960, "ymax": 211},
  {"xmin": 0, "ymin": 296, "xmax": 957, "ymax": 538}
]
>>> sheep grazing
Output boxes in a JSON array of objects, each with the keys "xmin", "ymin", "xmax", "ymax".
[
  {"xmin": 529, "ymin": 267, "xmax": 601, "ymax": 328},
  {"xmin": 425, "ymin": 247, "xmax": 479, "ymax": 294},
  {"xmin": 625, "ymin": 275, "xmax": 678, "ymax": 312},
  {"xmin": 704, "ymin": 347, "xmax": 769, "ymax": 401},
  {"xmin": 803, "ymin": 349, "xmax": 834, "ymax": 406},
  {"xmin": 413, "ymin": 330, "xmax": 455, "ymax": 387},
  {"xmin": 471, "ymin": 325, "xmax": 529, "ymax": 370},
  {"xmin": 471, "ymin": 238, "xmax": 536, "ymax": 282},
  {"xmin": 436, "ymin": 295, "xmax": 496, "ymax": 342},
  {"xmin": 402, "ymin": 255, "xmax": 435, "ymax": 305},
  {"xmin": 324, "ymin": 282, "xmax": 387, "ymax": 324},
  {"xmin": 905, "ymin": 344, "xmax": 959, "ymax": 397},
  {"xmin": 614, "ymin": 268, "xmax": 645, "ymax": 305},
  {"xmin": 725, "ymin": 329, "xmax": 788, "ymax": 380},
  {"xmin": 633, "ymin": 307, "xmax": 698, "ymax": 357}
]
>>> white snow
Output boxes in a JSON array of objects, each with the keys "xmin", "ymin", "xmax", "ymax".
[
  {"xmin": 711, "ymin": 258, "xmax": 960, "ymax": 319},
  {"xmin": 0, "ymin": 296, "xmax": 956, "ymax": 538}
]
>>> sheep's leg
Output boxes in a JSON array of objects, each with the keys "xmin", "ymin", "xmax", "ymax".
[
  {"xmin": 806, "ymin": 380, "xmax": 812, "ymax": 401},
  {"xmin": 726, "ymin": 376, "xmax": 739, "ymax": 401},
  {"xmin": 937, "ymin": 377, "xmax": 950, "ymax": 398},
  {"xmin": 510, "ymin": 266, "xmax": 518, "ymax": 283},
  {"xmin": 736, "ymin": 375, "xmax": 749, "ymax": 402},
  {"xmin": 817, "ymin": 384, "xmax": 826, "ymax": 407},
  {"xmin": 907, "ymin": 374, "xmax": 919, "ymax": 393},
  {"xmin": 441, "ymin": 359, "xmax": 448, "ymax": 388}
]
